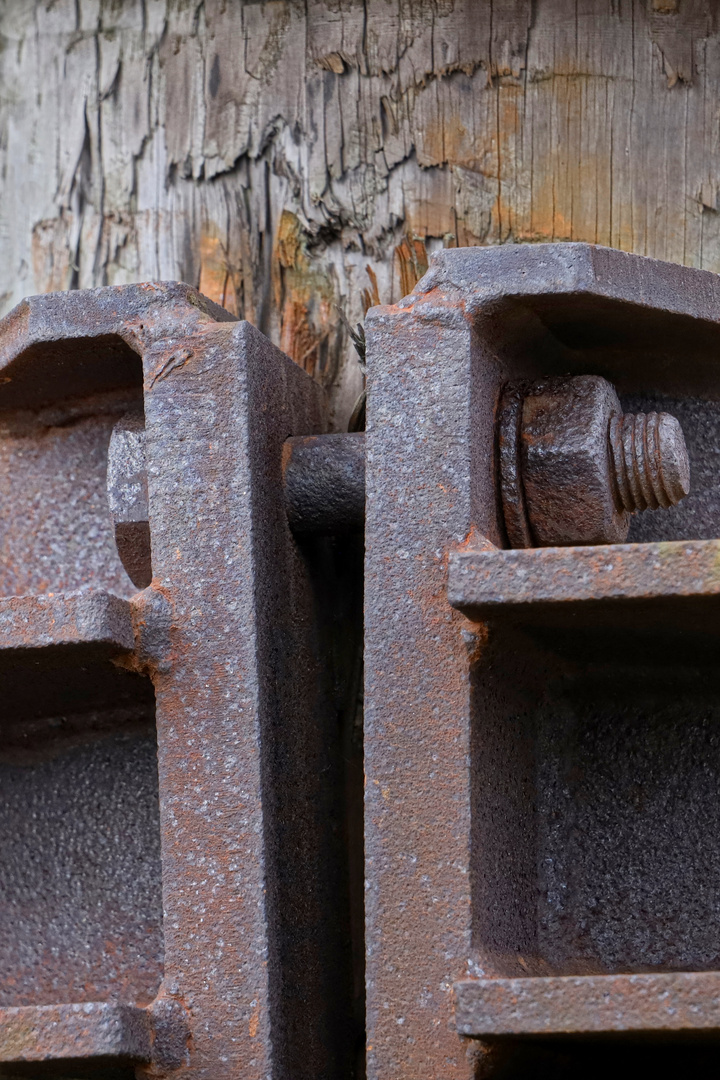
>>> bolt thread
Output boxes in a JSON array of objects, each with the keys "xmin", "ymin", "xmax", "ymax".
[{"xmin": 608, "ymin": 411, "xmax": 690, "ymax": 514}]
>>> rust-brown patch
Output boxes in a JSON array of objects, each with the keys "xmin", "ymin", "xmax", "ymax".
[
  {"xmin": 198, "ymin": 231, "xmax": 240, "ymax": 316},
  {"xmin": 273, "ymin": 210, "xmax": 340, "ymax": 382},
  {"xmin": 395, "ymin": 235, "xmax": 429, "ymax": 297},
  {"xmin": 419, "ymin": 113, "xmax": 470, "ymax": 169},
  {"xmin": 361, "ymin": 266, "xmax": 381, "ymax": 314}
]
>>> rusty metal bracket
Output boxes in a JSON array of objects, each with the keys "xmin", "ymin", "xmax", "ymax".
[
  {"xmin": 363, "ymin": 242, "xmax": 720, "ymax": 1078},
  {"xmin": 0, "ymin": 284, "xmax": 359, "ymax": 1078}
]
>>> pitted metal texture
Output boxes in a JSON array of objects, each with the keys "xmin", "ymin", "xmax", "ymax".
[
  {"xmin": 498, "ymin": 374, "xmax": 690, "ymax": 547},
  {"xmin": 0, "ymin": 281, "xmax": 360, "ymax": 1079}
]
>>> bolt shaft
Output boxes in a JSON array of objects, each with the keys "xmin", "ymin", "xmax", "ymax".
[{"xmin": 609, "ymin": 412, "xmax": 690, "ymax": 513}]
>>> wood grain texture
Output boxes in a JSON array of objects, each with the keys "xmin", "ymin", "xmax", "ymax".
[{"xmin": 1, "ymin": 0, "xmax": 720, "ymax": 424}]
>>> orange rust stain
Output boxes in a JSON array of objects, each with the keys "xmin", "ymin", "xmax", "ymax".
[
  {"xmin": 418, "ymin": 113, "xmax": 469, "ymax": 168},
  {"xmin": 276, "ymin": 209, "xmax": 302, "ymax": 271},
  {"xmin": 273, "ymin": 210, "xmax": 336, "ymax": 376},
  {"xmin": 279, "ymin": 292, "xmax": 332, "ymax": 375},
  {"xmin": 498, "ymin": 93, "xmax": 520, "ymax": 131},
  {"xmin": 198, "ymin": 231, "xmax": 239, "ymax": 316},
  {"xmin": 445, "ymin": 114, "xmax": 470, "ymax": 161},
  {"xmin": 458, "ymin": 525, "xmax": 496, "ymax": 551},
  {"xmin": 523, "ymin": 173, "xmax": 565, "ymax": 244},
  {"xmin": 399, "ymin": 72, "xmax": 651, "ymax": 258},
  {"xmin": 549, "ymin": 208, "xmax": 576, "ymax": 243},
  {"xmin": 362, "ymin": 265, "xmax": 381, "ymax": 314},
  {"xmin": 395, "ymin": 235, "xmax": 429, "ymax": 297},
  {"xmin": 249, "ymin": 1002, "xmax": 260, "ymax": 1038},
  {"xmin": 460, "ymin": 616, "xmax": 490, "ymax": 666}
]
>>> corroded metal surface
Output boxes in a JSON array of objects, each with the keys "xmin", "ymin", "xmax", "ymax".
[
  {"xmin": 364, "ymin": 242, "xmax": 720, "ymax": 1079},
  {"xmin": 0, "ymin": 1002, "xmax": 151, "ymax": 1063},
  {"xmin": 454, "ymin": 971, "xmax": 720, "ymax": 1036},
  {"xmin": 610, "ymin": 411, "xmax": 690, "ymax": 511},
  {"xmin": 107, "ymin": 412, "xmax": 152, "ymax": 588},
  {"xmin": 497, "ymin": 382, "xmax": 532, "ymax": 549},
  {"xmin": 498, "ymin": 374, "xmax": 690, "ymax": 547},
  {"xmin": 7, "ymin": 242, "xmax": 720, "ymax": 1077},
  {"xmin": 0, "ymin": 282, "xmax": 357, "ymax": 1077},
  {"xmin": 518, "ymin": 375, "xmax": 628, "ymax": 545},
  {"xmin": 448, "ymin": 538, "xmax": 720, "ymax": 615},
  {"xmin": 0, "ymin": 591, "xmax": 134, "ymax": 651},
  {"xmin": 284, "ymin": 432, "xmax": 366, "ymax": 534},
  {"xmin": 364, "ymin": 288, "xmax": 502, "ymax": 1080},
  {"xmin": 143, "ymin": 318, "xmax": 354, "ymax": 1080}
]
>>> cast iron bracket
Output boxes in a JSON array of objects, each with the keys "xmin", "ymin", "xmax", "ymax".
[
  {"xmin": 364, "ymin": 243, "xmax": 720, "ymax": 1078},
  {"xmin": 0, "ymin": 284, "xmax": 357, "ymax": 1078}
]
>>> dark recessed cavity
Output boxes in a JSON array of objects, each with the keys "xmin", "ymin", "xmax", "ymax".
[
  {"xmin": 0, "ymin": 652, "xmax": 163, "ymax": 1009},
  {"xmin": 471, "ymin": 625, "xmax": 720, "ymax": 981}
]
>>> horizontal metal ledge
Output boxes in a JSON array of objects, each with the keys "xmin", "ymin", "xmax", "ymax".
[
  {"xmin": 454, "ymin": 972, "xmax": 720, "ymax": 1037},
  {"xmin": 0, "ymin": 1002, "xmax": 151, "ymax": 1062},
  {"xmin": 0, "ymin": 590, "xmax": 134, "ymax": 652},
  {"xmin": 448, "ymin": 538, "xmax": 720, "ymax": 618}
]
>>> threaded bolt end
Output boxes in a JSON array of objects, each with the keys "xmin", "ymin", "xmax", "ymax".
[{"xmin": 608, "ymin": 411, "xmax": 690, "ymax": 513}]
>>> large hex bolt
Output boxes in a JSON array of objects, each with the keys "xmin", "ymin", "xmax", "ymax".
[{"xmin": 498, "ymin": 375, "xmax": 690, "ymax": 548}]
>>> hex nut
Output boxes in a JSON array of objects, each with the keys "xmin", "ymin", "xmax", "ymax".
[
  {"xmin": 520, "ymin": 376, "xmax": 627, "ymax": 546},
  {"xmin": 498, "ymin": 375, "xmax": 691, "ymax": 548}
]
